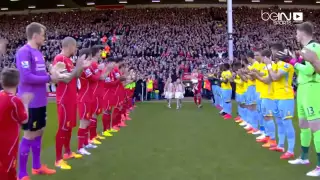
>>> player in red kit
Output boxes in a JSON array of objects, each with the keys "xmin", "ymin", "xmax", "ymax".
[
  {"xmin": 87, "ymin": 46, "xmax": 107, "ymax": 145},
  {"xmin": 77, "ymin": 48, "xmax": 100, "ymax": 155},
  {"xmin": 53, "ymin": 37, "xmax": 89, "ymax": 170},
  {"xmin": 112, "ymin": 60, "xmax": 127, "ymax": 128},
  {"xmin": 192, "ymin": 68, "xmax": 203, "ymax": 108},
  {"xmin": 102, "ymin": 58, "xmax": 126, "ymax": 133},
  {"xmin": 0, "ymin": 68, "xmax": 32, "ymax": 180}
]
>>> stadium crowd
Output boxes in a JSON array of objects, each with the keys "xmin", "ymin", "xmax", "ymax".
[
  {"xmin": 2, "ymin": 5, "xmax": 320, "ymax": 180},
  {"xmin": 1, "ymin": 7, "xmax": 319, "ymax": 80}
]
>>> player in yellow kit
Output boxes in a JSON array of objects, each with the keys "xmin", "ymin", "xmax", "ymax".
[
  {"xmin": 252, "ymin": 49, "xmax": 277, "ymax": 148},
  {"xmin": 244, "ymin": 52, "xmax": 264, "ymax": 135},
  {"xmin": 233, "ymin": 62, "xmax": 247, "ymax": 124},
  {"xmin": 267, "ymin": 43, "xmax": 295, "ymax": 160},
  {"xmin": 220, "ymin": 63, "xmax": 233, "ymax": 119}
]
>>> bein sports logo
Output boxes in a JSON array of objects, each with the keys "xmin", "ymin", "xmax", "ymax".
[{"xmin": 261, "ymin": 10, "xmax": 303, "ymax": 25}]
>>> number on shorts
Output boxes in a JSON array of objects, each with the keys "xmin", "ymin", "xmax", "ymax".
[{"xmin": 307, "ymin": 107, "xmax": 315, "ymax": 116}]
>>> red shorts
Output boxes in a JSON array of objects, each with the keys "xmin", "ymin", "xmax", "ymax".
[
  {"xmin": 0, "ymin": 153, "xmax": 17, "ymax": 180},
  {"xmin": 90, "ymin": 96, "xmax": 102, "ymax": 115},
  {"xmin": 57, "ymin": 103, "xmax": 77, "ymax": 129},
  {"xmin": 78, "ymin": 102, "xmax": 92, "ymax": 120},
  {"xmin": 194, "ymin": 89, "xmax": 202, "ymax": 96}
]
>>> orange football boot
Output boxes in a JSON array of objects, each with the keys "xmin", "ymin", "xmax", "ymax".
[
  {"xmin": 269, "ymin": 146, "xmax": 285, "ymax": 152},
  {"xmin": 247, "ymin": 129, "xmax": 258, "ymax": 134},
  {"xmin": 32, "ymin": 165, "xmax": 56, "ymax": 175},
  {"xmin": 262, "ymin": 139, "xmax": 277, "ymax": 148},
  {"xmin": 20, "ymin": 176, "xmax": 30, "ymax": 180},
  {"xmin": 234, "ymin": 116, "xmax": 240, "ymax": 121},
  {"xmin": 256, "ymin": 136, "xmax": 270, "ymax": 143},
  {"xmin": 280, "ymin": 152, "xmax": 294, "ymax": 159}
]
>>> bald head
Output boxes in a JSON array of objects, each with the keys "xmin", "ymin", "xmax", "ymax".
[
  {"xmin": 61, "ymin": 37, "xmax": 77, "ymax": 56},
  {"xmin": 61, "ymin": 37, "xmax": 76, "ymax": 48}
]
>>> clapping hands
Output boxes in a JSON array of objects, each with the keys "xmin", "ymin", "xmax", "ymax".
[{"xmin": 21, "ymin": 93, "xmax": 34, "ymax": 105}]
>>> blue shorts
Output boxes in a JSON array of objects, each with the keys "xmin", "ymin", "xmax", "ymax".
[
  {"xmin": 212, "ymin": 85, "xmax": 217, "ymax": 94},
  {"xmin": 236, "ymin": 93, "xmax": 245, "ymax": 104},
  {"xmin": 261, "ymin": 98, "xmax": 276, "ymax": 117},
  {"xmin": 274, "ymin": 99, "xmax": 295, "ymax": 119},
  {"xmin": 256, "ymin": 92, "xmax": 262, "ymax": 112},
  {"xmin": 246, "ymin": 86, "xmax": 256, "ymax": 105},
  {"xmin": 217, "ymin": 86, "xmax": 221, "ymax": 97},
  {"xmin": 221, "ymin": 89, "xmax": 232, "ymax": 102}
]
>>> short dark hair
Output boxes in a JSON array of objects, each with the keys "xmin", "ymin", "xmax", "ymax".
[
  {"xmin": 0, "ymin": 68, "xmax": 20, "ymax": 88},
  {"xmin": 26, "ymin": 22, "xmax": 46, "ymax": 40},
  {"xmin": 270, "ymin": 42, "xmax": 285, "ymax": 52},
  {"xmin": 91, "ymin": 45, "xmax": 102, "ymax": 56},
  {"xmin": 297, "ymin": 21, "xmax": 314, "ymax": 36},
  {"xmin": 261, "ymin": 49, "xmax": 272, "ymax": 57},
  {"xmin": 224, "ymin": 63, "xmax": 230, "ymax": 70},
  {"xmin": 79, "ymin": 48, "xmax": 92, "ymax": 58},
  {"xmin": 246, "ymin": 51, "xmax": 254, "ymax": 59}
]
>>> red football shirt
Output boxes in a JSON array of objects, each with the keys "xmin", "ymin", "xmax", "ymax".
[
  {"xmin": 96, "ymin": 69, "xmax": 105, "ymax": 97},
  {"xmin": 112, "ymin": 67, "xmax": 126, "ymax": 102},
  {"xmin": 78, "ymin": 67, "xmax": 100, "ymax": 103},
  {"xmin": 53, "ymin": 54, "xmax": 77, "ymax": 104},
  {"xmin": 89, "ymin": 61, "xmax": 101, "ymax": 96},
  {"xmin": 197, "ymin": 73, "xmax": 204, "ymax": 89},
  {"xmin": 0, "ymin": 91, "xmax": 27, "ymax": 157}
]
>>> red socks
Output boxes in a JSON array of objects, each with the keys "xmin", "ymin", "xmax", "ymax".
[
  {"xmin": 112, "ymin": 108, "xmax": 121, "ymax": 127},
  {"xmin": 64, "ymin": 130, "xmax": 72, "ymax": 155},
  {"xmin": 77, "ymin": 128, "xmax": 86, "ymax": 150},
  {"xmin": 194, "ymin": 96, "xmax": 198, "ymax": 105},
  {"xmin": 55, "ymin": 129, "xmax": 65, "ymax": 162},
  {"xmin": 102, "ymin": 111, "xmax": 111, "ymax": 131},
  {"xmin": 89, "ymin": 118, "xmax": 97, "ymax": 140},
  {"xmin": 84, "ymin": 127, "xmax": 89, "ymax": 146},
  {"xmin": 198, "ymin": 97, "xmax": 202, "ymax": 105}
]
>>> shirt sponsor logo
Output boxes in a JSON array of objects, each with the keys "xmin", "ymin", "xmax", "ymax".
[
  {"xmin": 21, "ymin": 61, "xmax": 29, "ymax": 68},
  {"xmin": 36, "ymin": 63, "xmax": 46, "ymax": 71},
  {"xmin": 85, "ymin": 69, "xmax": 92, "ymax": 76},
  {"xmin": 105, "ymin": 77, "xmax": 111, "ymax": 82}
]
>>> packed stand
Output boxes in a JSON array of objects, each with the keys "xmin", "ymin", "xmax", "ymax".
[{"xmin": 0, "ymin": 7, "xmax": 319, "ymax": 95}]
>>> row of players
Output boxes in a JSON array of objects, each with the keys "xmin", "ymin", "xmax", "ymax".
[
  {"xmin": 210, "ymin": 21, "xmax": 320, "ymax": 177},
  {"xmin": 0, "ymin": 23, "xmax": 136, "ymax": 180}
]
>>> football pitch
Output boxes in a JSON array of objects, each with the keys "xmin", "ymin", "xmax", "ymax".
[{"xmin": 31, "ymin": 101, "xmax": 316, "ymax": 180}]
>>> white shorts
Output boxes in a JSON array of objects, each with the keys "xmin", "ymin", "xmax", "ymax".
[
  {"xmin": 175, "ymin": 92, "xmax": 184, "ymax": 99},
  {"xmin": 165, "ymin": 92, "xmax": 173, "ymax": 99}
]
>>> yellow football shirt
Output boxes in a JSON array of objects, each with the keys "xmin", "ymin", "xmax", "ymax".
[
  {"xmin": 260, "ymin": 63, "xmax": 277, "ymax": 99},
  {"xmin": 255, "ymin": 62, "xmax": 264, "ymax": 94},
  {"xmin": 234, "ymin": 75, "xmax": 245, "ymax": 94},
  {"xmin": 273, "ymin": 61, "xmax": 294, "ymax": 100},
  {"xmin": 247, "ymin": 61, "xmax": 259, "ymax": 86},
  {"xmin": 221, "ymin": 70, "xmax": 232, "ymax": 90}
]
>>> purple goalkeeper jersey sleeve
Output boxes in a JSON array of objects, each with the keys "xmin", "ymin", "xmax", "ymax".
[{"xmin": 16, "ymin": 44, "xmax": 50, "ymax": 108}]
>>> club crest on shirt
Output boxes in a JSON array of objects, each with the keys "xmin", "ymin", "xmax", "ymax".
[
  {"xmin": 283, "ymin": 63, "xmax": 289, "ymax": 68},
  {"xmin": 86, "ymin": 113, "xmax": 90, "ymax": 119},
  {"xmin": 115, "ymin": 72, "xmax": 120, "ymax": 78},
  {"xmin": 85, "ymin": 69, "xmax": 92, "ymax": 76},
  {"xmin": 33, "ymin": 121, "xmax": 37, "ymax": 128},
  {"xmin": 21, "ymin": 61, "xmax": 29, "ymax": 68},
  {"xmin": 94, "ymin": 69, "xmax": 99, "ymax": 73},
  {"xmin": 105, "ymin": 77, "xmax": 111, "ymax": 82},
  {"xmin": 34, "ymin": 57, "xmax": 38, "ymax": 62}
]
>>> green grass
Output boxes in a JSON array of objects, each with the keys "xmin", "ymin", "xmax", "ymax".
[{"xmin": 30, "ymin": 102, "xmax": 316, "ymax": 180}]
